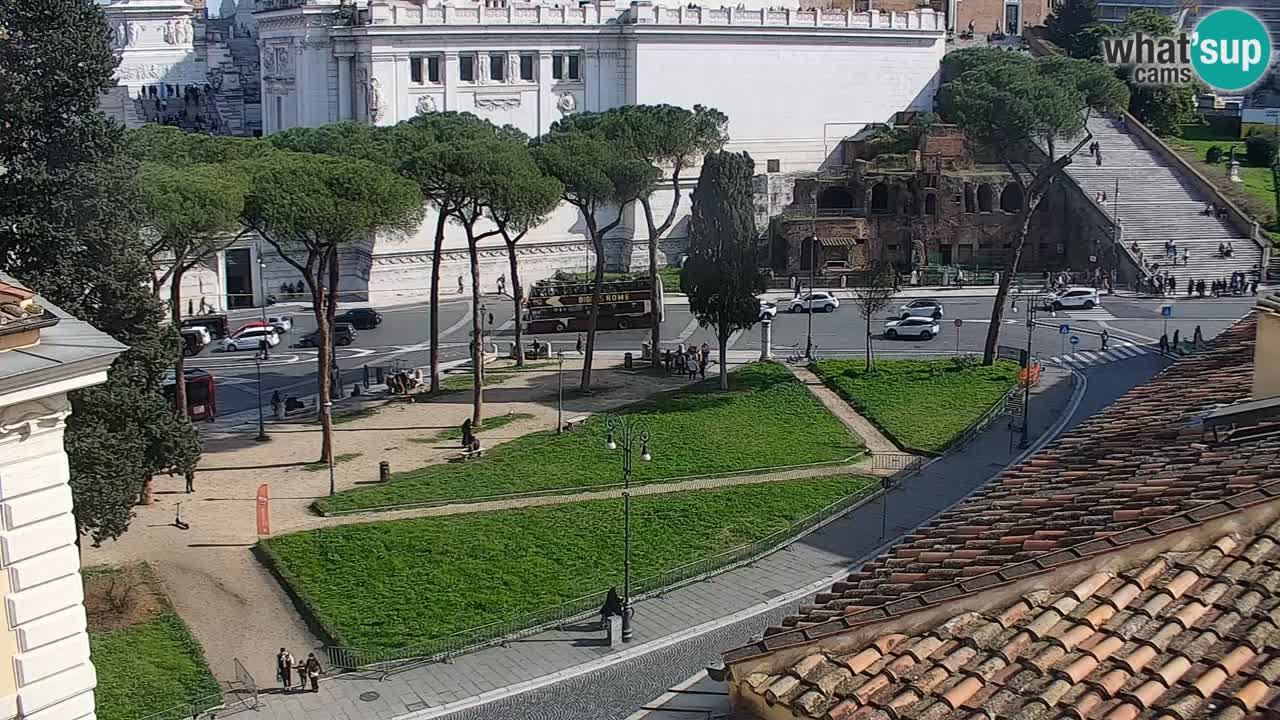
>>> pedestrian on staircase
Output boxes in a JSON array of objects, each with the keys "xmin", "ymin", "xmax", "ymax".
[
  {"xmin": 1095, "ymin": 149, "xmax": 1103, "ymax": 166},
  {"xmin": 1196, "ymin": 279, "xmax": 1206, "ymax": 297},
  {"xmin": 1173, "ymin": 329, "xmax": 1180, "ymax": 352},
  {"xmin": 1251, "ymin": 278, "xmax": 1259, "ymax": 296},
  {"xmin": 1167, "ymin": 274, "xmax": 1176, "ymax": 294},
  {"xmin": 1159, "ymin": 333, "xmax": 1169, "ymax": 355}
]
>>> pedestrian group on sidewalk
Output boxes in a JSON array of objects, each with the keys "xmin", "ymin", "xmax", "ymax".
[
  {"xmin": 660, "ymin": 342, "xmax": 711, "ymax": 380},
  {"xmin": 276, "ymin": 649, "xmax": 322, "ymax": 693}
]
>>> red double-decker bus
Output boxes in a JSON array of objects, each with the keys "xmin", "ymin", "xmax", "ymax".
[{"xmin": 524, "ymin": 276, "xmax": 664, "ymax": 334}]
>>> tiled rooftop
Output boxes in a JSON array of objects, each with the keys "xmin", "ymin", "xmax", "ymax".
[
  {"xmin": 729, "ymin": 316, "xmax": 1277, "ymax": 656},
  {"xmin": 734, "ymin": 515, "xmax": 1280, "ymax": 720}
]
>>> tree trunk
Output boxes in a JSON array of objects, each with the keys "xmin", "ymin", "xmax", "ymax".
[
  {"xmin": 429, "ymin": 210, "xmax": 447, "ymax": 392},
  {"xmin": 981, "ymin": 193, "xmax": 1040, "ymax": 365},
  {"xmin": 643, "ymin": 199, "xmax": 663, "ymax": 368},
  {"xmin": 718, "ymin": 327, "xmax": 729, "ymax": 390},
  {"xmin": 170, "ymin": 263, "xmax": 189, "ymax": 418},
  {"xmin": 313, "ymin": 248, "xmax": 336, "ymax": 463},
  {"xmin": 580, "ymin": 219, "xmax": 605, "ymax": 390},
  {"xmin": 468, "ymin": 231, "xmax": 483, "ymax": 425},
  {"xmin": 865, "ymin": 312, "xmax": 873, "ymax": 372},
  {"xmin": 506, "ymin": 238, "xmax": 525, "ymax": 367}
]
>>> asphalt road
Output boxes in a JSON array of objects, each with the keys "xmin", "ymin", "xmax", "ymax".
[{"xmin": 195, "ymin": 291, "xmax": 1257, "ymax": 418}]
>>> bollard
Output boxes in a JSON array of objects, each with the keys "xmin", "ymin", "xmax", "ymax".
[
  {"xmin": 624, "ymin": 352, "xmax": 633, "ymax": 370},
  {"xmin": 379, "ymin": 461, "xmax": 390, "ymax": 483}
]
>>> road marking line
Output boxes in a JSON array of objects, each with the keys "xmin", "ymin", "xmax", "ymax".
[
  {"xmin": 440, "ymin": 302, "xmax": 473, "ymax": 339},
  {"xmin": 726, "ymin": 329, "xmax": 744, "ymax": 349},
  {"xmin": 668, "ymin": 318, "xmax": 699, "ymax": 344}
]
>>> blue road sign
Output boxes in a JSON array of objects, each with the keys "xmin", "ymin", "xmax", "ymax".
[
  {"xmin": 1161, "ymin": 305, "xmax": 1172, "ymax": 317},
  {"xmin": 1070, "ymin": 335, "xmax": 1080, "ymax": 345},
  {"xmin": 1059, "ymin": 324, "xmax": 1070, "ymax": 335}
]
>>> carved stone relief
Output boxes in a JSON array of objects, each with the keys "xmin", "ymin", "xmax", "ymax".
[
  {"xmin": 475, "ymin": 94, "xmax": 520, "ymax": 110},
  {"xmin": 556, "ymin": 92, "xmax": 576, "ymax": 114},
  {"xmin": 415, "ymin": 95, "xmax": 437, "ymax": 114},
  {"xmin": 0, "ymin": 396, "xmax": 70, "ymax": 441},
  {"xmin": 367, "ymin": 77, "xmax": 384, "ymax": 122}
]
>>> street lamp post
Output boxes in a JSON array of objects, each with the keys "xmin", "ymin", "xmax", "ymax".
[
  {"xmin": 556, "ymin": 350, "xmax": 565, "ymax": 433},
  {"xmin": 325, "ymin": 400, "xmax": 336, "ymax": 496},
  {"xmin": 257, "ymin": 251, "xmax": 270, "ymax": 360},
  {"xmin": 254, "ymin": 341, "xmax": 270, "ymax": 443},
  {"xmin": 604, "ymin": 414, "xmax": 652, "ymax": 643},
  {"xmin": 1010, "ymin": 293, "xmax": 1053, "ymax": 450}
]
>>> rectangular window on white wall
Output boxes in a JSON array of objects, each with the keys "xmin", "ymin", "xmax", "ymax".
[
  {"xmin": 274, "ymin": 95, "xmax": 282, "ymax": 130},
  {"xmin": 428, "ymin": 56, "xmax": 441, "ymax": 83},
  {"xmin": 552, "ymin": 53, "xmax": 564, "ymax": 80},
  {"xmin": 567, "ymin": 54, "xmax": 580, "ymax": 80},
  {"xmin": 410, "ymin": 57, "xmax": 424, "ymax": 84},
  {"xmin": 519, "ymin": 54, "xmax": 535, "ymax": 81},
  {"xmin": 489, "ymin": 54, "xmax": 506, "ymax": 82},
  {"xmin": 459, "ymin": 54, "xmax": 476, "ymax": 82},
  {"xmin": 552, "ymin": 53, "xmax": 581, "ymax": 80}
]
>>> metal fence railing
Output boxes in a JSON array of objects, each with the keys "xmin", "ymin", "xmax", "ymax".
[
  {"xmin": 136, "ymin": 659, "xmax": 258, "ymax": 720},
  {"xmin": 946, "ymin": 385, "xmax": 1018, "ymax": 453},
  {"xmin": 324, "ymin": 478, "xmax": 883, "ymax": 676},
  {"xmin": 867, "ymin": 451, "xmax": 927, "ymax": 473}
]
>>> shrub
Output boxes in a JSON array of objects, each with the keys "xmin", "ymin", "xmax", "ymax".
[{"xmin": 1245, "ymin": 134, "xmax": 1278, "ymax": 167}]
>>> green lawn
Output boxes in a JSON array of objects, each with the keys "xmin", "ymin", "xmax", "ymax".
[
  {"xmin": 303, "ymin": 452, "xmax": 362, "ymax": 472},
  {"xmin": 658, "ymin": 266, "xmax": 682, "ymax": 293},
  {"xmin": 315, "ymin": 362, "xmax": 859, "ymax": 514},
  {"xmin": 438, "ymin": 361, "xmax": 557, "ymax": 392},
  {"xmin": 87, "ymin": 568, "xmax": 221, "ymax": 720},
  {"xmin": 813, "ymin": 359, "xmax": 1019, "ymax": 454},
  {"xmin": 266, "ymin": 475, "xmax": 871, "ymax": 650},
  {"xmin": 1164, "ymin": 126, "xmax": 1277, "ymax": 226}
]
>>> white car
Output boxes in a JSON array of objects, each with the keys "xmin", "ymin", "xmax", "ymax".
[
  {"xmin": 899, "ymin": 299, "xmax": 944, "ymax": 320},
  {"xmin": 788, "ymin": 292, "xmax": 840, "ymax": 313},
  {"xmin": 267, "ymin": 314, "xmax": 294, "ymax": 333},
  {"xmin": 884, "ymin": 316, "xmax": 941, "ymax": 340},
  {"xmin": 181, "ymin": 325, "xmax": 213, "ymax": 345},
  {"xmin": 759, "ymin": 300, "xmax": 778, "ymax": 319},
  {"xmin": 221, "ymin": 326, "xmax": 280, "ymax": 352},
  {"xmin": 1050, "ymin": 287, "xmax": 1100, "ymax": 310}
]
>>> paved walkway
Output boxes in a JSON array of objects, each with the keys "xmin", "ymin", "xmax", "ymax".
[
  {"xmin": 239, "ymin": 366, "xmax": 1078, "ymax": 720},
  {"xmin": 296, "ymin": 460, "xmax": 891, "ymax": 531},
  {"xmin": 787, "ymin": 365, "xmax": 901, "ymax": 454}
]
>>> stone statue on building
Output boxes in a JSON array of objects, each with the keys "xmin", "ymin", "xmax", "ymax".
[
  {"xmin": 367, "ymin": 77, "xmax": 384, "ymax": 122},
  {"xmin": 163, "ymin": 20, "xmax": 176, "ymax": 44},
  {"xmin": 125, "ymin": 21, "xmax": 139, "ymax": 47},
  {"xmin": 181, "ymin": 18, "xmax": 193, "ymax": 44},
  {"xmin": 113, "ymin": 22, "xmax": 125, "ymax": 47},
  {"xmin": 479, "ymin": 55, "xmax": 490, "ymax": 82},
  {"xmin": 911, "ymin": 231, "xmax": 926, "ymax": 270}
]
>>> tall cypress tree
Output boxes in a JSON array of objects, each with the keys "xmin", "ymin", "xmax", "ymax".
[{"xmin": 0, "ymin": 0, "xmax": 200, "ymax": 545}]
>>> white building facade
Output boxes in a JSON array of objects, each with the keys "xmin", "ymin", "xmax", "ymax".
[{"xmin": 247, "ymin": 0, "xmax": 944, "ymax": 304}]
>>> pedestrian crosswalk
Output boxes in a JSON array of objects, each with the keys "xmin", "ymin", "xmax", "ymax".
[
  {"xmin": 1063, "ymin": 307, "xmax": 1117, "ymax": 321},
  {"xmin": 1047, "ymin": 341, "xmax": 1150, "ymax": 368}
]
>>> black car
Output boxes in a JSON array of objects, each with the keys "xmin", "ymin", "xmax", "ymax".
[
  {"xmin": 335, "ymin": 308, "xmax": 382, "ymax": 329},
  {"xmin": 296, "ymin": 323, "xmax": 356, "ymax": 348}
]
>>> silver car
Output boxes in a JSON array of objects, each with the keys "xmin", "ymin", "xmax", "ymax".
[
  {"xmin": 898, "ymin": 299, "xmax": 944, "ymax": 320},
  {"xmin": 883, "ymin": 316, "xmax": 940, "ymax": 340}
]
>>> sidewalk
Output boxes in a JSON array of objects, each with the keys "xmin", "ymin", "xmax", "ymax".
[{"xmin": 242, "ymin": 367, "xmax": 1078, "ymax": 720}]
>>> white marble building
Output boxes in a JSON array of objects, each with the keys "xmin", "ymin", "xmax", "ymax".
[
  {"xmin": 249, "ymin": 0, "xmax": 944, "ymax": 304},
  {"xmin": 0, "ymin": 279, "xmax": 126, "ymax": 720},
  {"xmin": 111, "ymin": 0, "xmax": 944, "ymax": 307}
]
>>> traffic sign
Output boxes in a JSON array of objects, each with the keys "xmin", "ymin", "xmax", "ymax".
[
  {"xmin": 1161, "ymin": 305, "xmax": 1172, "ymax": 317},
  {"xmin": 953, "ymin": 318, "xmax": 963, "ymax": 328},
  {"xmin": 1070, "ymin": 335, "xmax": 1080, "ymax": 345},
  {"xmin": 1059, "ymin": 324, "xmax": 1070, "ymax": 335},
  {"xmin": 997, "ymin": 344, "xmax": 1027, "ymax": 365}
]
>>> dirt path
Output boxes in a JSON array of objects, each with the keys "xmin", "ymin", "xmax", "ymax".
[
  {"xmin": 787, "ymin": 364, "xmax": 903, "ymax": 454},
  {"xmin": 80, "ymin": 357, "xmax": 694, "ymax": 681}
]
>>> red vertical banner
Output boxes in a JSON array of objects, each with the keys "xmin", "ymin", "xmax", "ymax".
[{"xmin": 256, "ymin": 484, "xmax": 270, "ymax": 535}]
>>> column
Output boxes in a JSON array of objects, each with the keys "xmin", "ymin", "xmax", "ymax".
[
  {"xmin": 443, "ymin": 51, "xmax": 459, "ymax": 112},
  {"xmin": 760, "ymin": 318, "xmax": 773, "ymax": 360},
  {"xmin": 537, "ymin": 51, "xmax": 553, "ymax": 134},
  {"xmin": 337, "ymin": 55, "xmax": 353, "ymax": 121}
]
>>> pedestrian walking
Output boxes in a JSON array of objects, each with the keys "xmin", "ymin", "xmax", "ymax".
[
  {"xmin": 294, "ymin": 658, "xmax": 307, "ymax": 689},
  {"xmin": 1100, "ymin": 329, "xmax": 1110, "ymax": 350},
  {"xmin": 1172, "ymin": 329, "xmax": 1180, "ymax": 351},
  {"xmin": 576, "ymin": 334, "xmax": 584, "ymax": 354},
  {"xmin": 271, "ymin": 390, "xmax": 285, "ymax": 420},
  {"xmin": 1095, "ymin": 149, "xmax": 1103, "ymax": 166},
  {"xmin": 698, "ymin": 351, "xmax": 708, "ymax": 379},
  {"xmin": 1159, "ymin": 333, "xmax": 1169, "ymax": 355},
  {"xmin": 497, "ymin": 274, "xmax": 506, "ymax": 295},
  {"xmin": 662, "ymin": 349, "xmax": 672, "ymax": 373},
  {"xmin": 1251, "ymin": 278, "xmax": 1259, "ymax": 296},
  {"xmin": 276, "ymin": 648, "xmax": 294, "ymax": 690},
  {"xmin": 305, "ymin": 653, "xmax": 321, "ymax": 692},
  {"xmin": 184, "ymin": 469, "xmax": 194, "ymax": 494}
]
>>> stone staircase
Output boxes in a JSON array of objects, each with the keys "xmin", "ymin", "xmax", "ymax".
[{"xmin": 1064, "ymin": 117, "xmax": 1264, "ymax": 286}]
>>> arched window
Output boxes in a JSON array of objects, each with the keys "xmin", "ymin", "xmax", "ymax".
[
  {"xmin": 977, "ymin": 184, "xmax": 994, "ymax": 213},
  {"xmin": 799, "ymin": 237, "xmax": 818, "ymax": 271},
  {"xmin": 924, "ymin": 193, "xmax": 938, "ymax": 217},
  {"xmin": 1000, "ymin": 184, "xmax": 1024, "ymax": 213},
  {"xmin": 817, "ymin": 188, "xmax": 855, "ymax": 211},
  {"xmin": 870, "ymin": 183, "xmax": 889, "ymax": 213}
]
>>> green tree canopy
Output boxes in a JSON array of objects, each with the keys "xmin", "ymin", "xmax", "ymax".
[
  {"xmin": 1046, "ymin": 0, "xmax": 1102, "ymax": 56},
  {"xmin": 533, "ymin": 115, "xmax": 660, "ymax": 389},
  {"xmin": 241, "ymin": 150, "xmax": 423, "ymax": 461},
  {"xmin": 681, "ymin": 151, "xmax": 764, "ymax": 390},
  {"xmin": 939, "ymin": 48, "xmax": 1128, "ymax": 364},
  {"xmin": 0, "ymin": 0, "xmax": 199, "ymax": 543}
]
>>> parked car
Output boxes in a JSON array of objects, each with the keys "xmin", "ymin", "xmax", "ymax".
[
  {"xmin": 335, "ymin": 308, "xmax": 382, "ymax": 329},
  {"xmin": 788, "ymin": 292, "xmax": 840, "ymax": 313},
  {"xmin": 759, "ymin": 299, "xmax": 778, "ymax": 319},
  {"xmin": 181, "ymin": 314, "xmax": 229, "ymax": 339},
  {"xmin": 296, "ymin": 323, "xmax": 356, "ymax": 348},
  {"xmin": 1050, "ymin": 287, "xmax": 1100, "ymax": 310},
  {"xmin": 220, "ymin": 326, "xmax": 279, "ymax": 352},
  {"xmin": 267, "ymin": 314, "xmax": 293, "ymax": 332},
  {"xmin": 883, "ymin": 316, "xmax": 940, "ymax": 340},
  {"xmin": 899, "ymin": 298, "xmax": 944, "ymax": 320},
  {"xmin": 180, "ymin": 327, "xmax": 209, "ymax": 357},
  {"xmin": 231, "ymin": 321, "xmax": 270, "ymax": 336}
]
